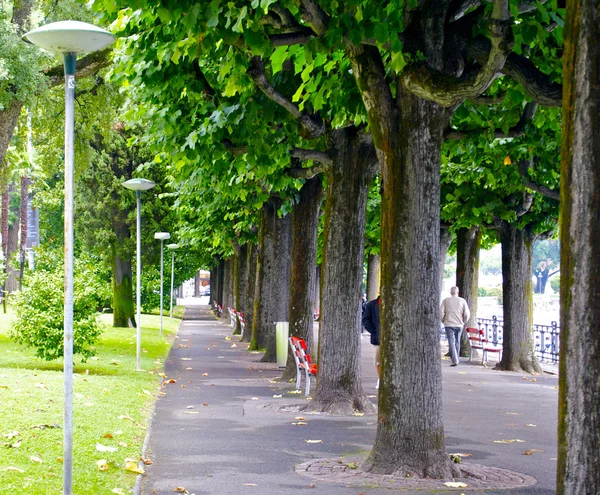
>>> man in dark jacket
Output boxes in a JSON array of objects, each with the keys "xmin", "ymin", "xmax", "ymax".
[{"xmin": 362, "ymin": 295, "xmax": 380, "ymax": 388}]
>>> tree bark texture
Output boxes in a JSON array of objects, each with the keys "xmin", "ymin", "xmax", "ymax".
[
  {"xmin": 456, "ymin": 227, "xmax": 482, "ymax": 355},
  {"xmin": 209, "ymin": 267, "xmax": 215, "ymax": 306},
  {"xmin": 283, "ymin": 177, "xmax": 322, "ymax": 380},
  {"xmin": 366, "ymin": 254, "xmax": 380, "ymax": 301},
  {"xmin": 261, "ymin": 209, "xmax": 291, "ymax": 363},
  {"xmin": 233, "ymin": 244, "xmax": 247, "ymax": 335},
  {"xmin": 242, "ymin": 243, "xmax": 257, "ymax": 342},
  {"xmin": 250, "ymin": 203, "xmax": 277, "ymax": 351},
  {"xmin": 5, "ymin": 183, "xmax": 19, "ymax": 293},
  {"xmin": 217, "ymin": 258, "xmax": 224, "ymax": 307},
  {"xmin": 557, "ymin": 1, "xmax": 600, "ymax": 492},
  {"xmin": 18, "ymin": 177, "xmax": 28, "ymax": 290},
  {"xmin": 194, "ymin": 271, "xmax": 200, "ymax": 297},
  {"xmin": 312, "ymin": 127, "xmax": 375, "ymax": 414},
  {"xmin": 365, "ymin": 89, "xmax": 458, "ymax": 478},
  {"xmin": 496, "ymin": 222, "xmax": 541, "ymax": 373},
  {"xmin": 0, "ymin": 100, "xmax": 24, "ymax": 173}
]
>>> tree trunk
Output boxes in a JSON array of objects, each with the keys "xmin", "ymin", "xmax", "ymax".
[
  {"xmin": 221, "ymin": 258, "xmax": 233, "ymax": 323},
  {"xmin": 5, "ymin": 183, "xmax": 19, "ymax": 293},
  {"xmin": 456, "ymin": 227, "xmax": 482, "ymax": 356},
  {"xmin": 18, "ymin": 177, "xmax": 28, "ymax": 290},
  {"xmin": 242, "ymin": 242, "xmax": 257, "ymax": 342},
  {"xmin": 232, "ymin": 244, "xmax": 246, "ymax": 335},
  {"xmin": 0, "ymin": 100, "xmax": 24, "ymax": 173},
  {"xmin": 496, "ymin": 222, "xmax": 541, "ymax": 373},
  {"xmin": 366, "ymin": 253, "xmax": 380, "ymax": 301},
  {"xmin": 208, "ymin": 267, "xmax": 215, "ymax": 306},
  {"xmin": 283, "ymin": 177, "xmax": 322, "ymax": 380},
  {"xmin": 557, "ymin": 2, "xmax": 600, "ymax": 492},
  {"xmin": 194, "ymin": 271, "xmax": 200, "ymax": 297},
  {"xmin": 112, "ymin": 243, "xmax": 135, "ymax": 328},
  {"xmin": 261, "ymin": 208, "xmax": 291, "ymax": 363},
  {"xmin": 217, "ymin": 258, "xmax": 224, "ymax": 307},
  {"xmin": 365, "ymin": 89, "xmax": 458, "ymax": 478},
  {"xmin": 312, "ymin": 126, "xmax": 375, "ymax": 414},
  {"xmin": 439, "ymin": 227, "xmax": 453, "ymax": 292},
  {"xmin": 250, "ymin": 203, "xmax": 276, "ymax": 351}
]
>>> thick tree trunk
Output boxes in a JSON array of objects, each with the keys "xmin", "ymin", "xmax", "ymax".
[
  {"xmin": 365, "ymin": 89, "xmax": 458, "ymax": 478},
  {"xmin": 311, "ymin": 127, "xmax": 375, "ymax": 414},
  {"xmin": 242, "ymin": 243, "xmax": 257, "ymax": 342},
  {"xmin": 250, "ymin": 203, "xmax": 276, "ymax": 351},
  {"xmin": 261, "ymin": 209, "xmax": 291, "ymax": 363},
  {"xmin": 366, "ymin": 254, "xmax": 380, "ymax": 301},
  {"xmin": 557, "ymin": 3, "xmax": 600, "ymax": 493},
  {"xmin": 456, "ymin": 227, "xmax": 482, "ymax": 356},
  {"xmin": 496, "ymin": 222, "xmax": 541, "ymax": 373},
  {"xmin": 283, "ymin": 177, "xmax": 322, "ymax": 380}
]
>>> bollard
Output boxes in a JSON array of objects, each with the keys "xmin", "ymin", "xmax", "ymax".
[{"xmin": 275, "ymin": 321, "xmax": 289, "ymax": 368}]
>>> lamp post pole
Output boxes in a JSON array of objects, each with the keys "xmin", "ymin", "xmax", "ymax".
[
  {"xmin": 167, "ymin": 243, "xmax": 179, "ymax": 318},
  {"xmin": 123, "ymin": 178, "xmax": 156, "ymax": 370},
  {"xmin": 22, "ymin": 21, "xmax": 116, "ymax": 495},
  {"xmin": 154, "ymin": 233, "xmax": 170, "ymax": 335}
]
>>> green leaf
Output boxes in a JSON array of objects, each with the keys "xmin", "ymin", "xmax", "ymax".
[{"xmin": 270, "ymin": 46, "xmax": 288, "ymax": 74}]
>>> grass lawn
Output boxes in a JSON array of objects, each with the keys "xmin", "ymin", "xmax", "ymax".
[{"xmin": 0, "ymin": 307, "xmax": 182, "ymax": 494}]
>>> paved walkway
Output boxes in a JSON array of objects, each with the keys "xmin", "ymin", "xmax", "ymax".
[{"xmin": 140, "ymin": 304, "xmax": 558, "ymax": 495}]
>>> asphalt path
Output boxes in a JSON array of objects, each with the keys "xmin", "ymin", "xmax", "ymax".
[{"xmin": 141, "ymin": 304, "xmax": 558, "ymax": 495}]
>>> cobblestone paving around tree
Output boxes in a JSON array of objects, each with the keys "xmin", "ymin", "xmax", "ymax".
[{"xmin": 296, "ymin": 455, "xmax": 537, "ymax": 491}]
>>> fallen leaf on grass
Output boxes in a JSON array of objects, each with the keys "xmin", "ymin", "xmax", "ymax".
[
  {"xmin": 117, "ymin": 441, "xmax": 129, "ymax": 447},
  {"xmin": 30, "ymin": 455, "xmax": 43, "ymax": 463},
  {"xmin": 2, "ymin": 467, "xmax": 24, "ymax": 473},
  {"xmin": 8, "ymin": 440, "xmax": 21, "ymax": 448},
  {"xmin": 96, "ymin": 443, "xmax": 118, "ymax": 453},
  {"xmin": 493, "ymin": 439, "xmax": 526, "ymax": 443},
  {"xmin": 444, "ymin": 481, "xmax": 468, "ymax": 488},
  {"xmin": 97, "ymin": 459, "xmax": 109, "ymax": 471},
  {"xmin": 305, "ymin": 439, "xmax": 322, "ymax": 444},
  {"xmin": 111, "ymin": 489, "xmax": 124, "ymax": 495},
  {"xmin": 2, "ymin": 431, "xmax": 20, "ymax": 439},
  {"xmin": 35, "ymin": 383, "xmax": 48, "ymax": 390},
  {"xmin": 124, "ymin": 459, "xmax": 144, "ymax": 474},
  {"xmin": 142, "ymin": 390, "xmax": 153, "ymax": 396},
  {"xmin": 102, "ymin": 433, "xmax": 113, "ymax": 439},
  {"xmin": 118, "ymin": 415, "xmax": 133, "ymax": 421}
]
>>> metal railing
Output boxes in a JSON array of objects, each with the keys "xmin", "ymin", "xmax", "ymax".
[{"xmin": 477, "ymin": 315, "xmax": 560, "ymax": 364}]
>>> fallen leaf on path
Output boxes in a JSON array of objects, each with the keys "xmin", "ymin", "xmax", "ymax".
[
  {"xmin": 203, "ymin": 403, "xmax": 209, "ymax": 406},
  {"xmin": 181, "ymin": 358, "xmax": 192, "ymax": 361},
  {"xmin": 295, "ymin": 417, "xmax": 306, "ymax": 421},
  {"xmin": 242, "ymin": 483, "xmax": 257, "ymax": 486},
  {"xmin": 449, "ymin": 453, "xmax": 472, "ymax": 458},
  {"xmin": 231, "ymin": 343, "xmax": 237, "ymax": 348},
  {"xmin": 287, "ymin": 390, "xmax": 301, "ymax": 394},
  {"xmin": 180, "ymin": 385, "xmax": 187, "ymax": 388},
  {"xmin": 292, "ymin": 422, "xmax": 307, "ymax": 426},
  {"xmin": 523, "ymin": 449, "xmax": 544, "ymax": 455},
  {"xmin": 530, "ymin": 378, "xmax": 537, "ymax": 382},
  {"xmin": 159, "ymin": 373, "xmax": 167, "ymax": 378},
  {"xmin": 526, "ymin": 424, "xmax": 537, "ymax": 427},
  {"xmin": 505, "ymin": 412, "xmax": 522, "ymax": 415},
  {"xmin": 202, "ymin": 373, "xmax": 208, "ymax": 377},
  {"xmin": 250, "ymin": 397, "xmax": 259, "ymax": 400},
  {"xmin": 173, "ymin": 487, "xmax": 189, "ymax": 493},
  {"xmin": 178, "ymin": 344, "xmax": 188, "ymax": 348},
  {"xmin": 305, "ymin": 439, "xmax": 322, "ymax": 444},
  {"xmin": 493, "ymin": 439, "xmax": 526, "ymax": 443},
  {"xmin": 141, "ymin": 457, "xmax": 153, "ymax": 465},
  {"xmin": 458, "ymin": 371, "xmax": 466, "ymax": 375},
  {"xmin": 185, "ymin": 367, "xmax": 193, "ymax": 370},
  {"xmin": 353, "ymin": 412, "xmax": 365, "ymax": 416},
  {"xmin": 273, "ymin": 394, "xmax": 282, "ymax": 398},
  {"xmin": 444, "ymin": 481, "xmax": 468, "ymax": 488},
  {"xmin": 96, "ymin": 443, "xmax": 118, "ymax": 453},
  {"xmin": 187, "ymin": 406, "xmax": 194, "ymax": 409},
  {"xmin": 163, "ymin": 379, "xmax": 177, "ymax": 385},
  {"xmin": 185, "ymin": 411, "xmax": 199, "ymax": 415}
]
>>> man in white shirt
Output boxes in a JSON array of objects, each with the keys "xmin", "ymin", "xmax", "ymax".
[{"xmin": 440, "ymin": 286, "xmax": 470, "ymax": 367}]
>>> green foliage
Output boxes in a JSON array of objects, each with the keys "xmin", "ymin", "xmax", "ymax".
[
  {"xmin": 10, "ymin": 250, "xmax": 106, "ymax": 361},
  {"xmin": 478, "ymin": 287, "xmax": 488, "ymax": 297},
  {"xmin": 533, "ymin": 239, "xmax": 560, "ymax": 270},
  {"xmin": 486, "ymin": 286, "xmax": 503, "ymax": 301},
  {"xmin": 550, "ymin": 275, "xmax": 560, "ymax": 293}
]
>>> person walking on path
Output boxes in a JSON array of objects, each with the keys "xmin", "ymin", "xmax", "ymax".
[
  {"xmin": 362, "ymin": 295, "xmax": 380, "ymax": 388},
  {"xmin": 440, "ymin": 286, "xmax": 470, "ymax": 367}
]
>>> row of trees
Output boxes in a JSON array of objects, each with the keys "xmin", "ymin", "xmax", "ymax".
[{"xmin": 88, "ymin": 0, "xmax": 583, "ymax": 484}]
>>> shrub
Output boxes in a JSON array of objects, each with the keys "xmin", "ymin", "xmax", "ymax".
[
  {"xmin": 10, "ymin": 254, "xmax": 104, "ymax": 362},
  {"xmin": 478, "ymin": 287, "xmax": 488, "ymax": 297},
  {"xmin": 550, "ymin": 275, "xmax": 560, "ymax": 293},
  {"xmin": 486, "ymin": 286, "xmax": 503, "ymax": 305}
]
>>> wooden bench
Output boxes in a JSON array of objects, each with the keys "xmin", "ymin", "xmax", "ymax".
[
  {"xmin": 466, "ymin": 327, "xmax": 503, "ymax": 364},
  {"xmin": 289, "ymin": 336, "xmax": 318, "ymax": 396}
]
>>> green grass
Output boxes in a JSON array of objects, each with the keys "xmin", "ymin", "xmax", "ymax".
[{"xmin": 0, "ymin": 308, "xmax": 180, "ymax": 494}]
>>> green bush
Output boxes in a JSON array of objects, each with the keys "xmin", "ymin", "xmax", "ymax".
[
  {"xmin": 478, "ymin": 287, "xmax": 488, "ymax": 297},
  {"xmin": 10, "ymin": 253, "xmax": 104, "ymax": 362},
  {"xmin": 550, "ymin": 275, "xmax": 560, "ymax": 293}
]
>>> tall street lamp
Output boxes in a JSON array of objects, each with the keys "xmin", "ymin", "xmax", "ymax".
[
  {"xmin": 123, "ymin": 178, "xmax": 156, "ymax": 371},
  {"xmin": 22, "ymin": 20, "xmax": 116, "ymax": 495},
  {"xmin": 154, "ymin": 232, "xmax": 170, "ymax": 335},
  {"xmin": 167, "ymin": 243, "xmax": 179, "ymax": 318}
]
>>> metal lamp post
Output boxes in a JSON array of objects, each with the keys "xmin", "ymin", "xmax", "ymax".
[
  {"xmin": 167, "ymin": 243, "xmax": 179, "ymax": 318},
  {"xmin": 154, "ymin": 232, "xmax": 170, "ymax": 335},
  {"xmin": 22, "ymin": 20, "xmax": 116, "ymax": 495},
  {"xmin": 123, "ymin": 178, "xmax": 156, "ymax": 371}
]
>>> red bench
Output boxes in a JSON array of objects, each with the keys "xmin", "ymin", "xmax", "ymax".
[
  {"xmin": 288, "ymin": 336, "xmax": 317, "ymax": 396},
  {"xmin": 466, "ymin": 327, "xmax": 502, "ymax": 364}
]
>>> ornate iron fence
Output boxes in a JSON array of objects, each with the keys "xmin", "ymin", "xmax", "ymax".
[{"xmin": 477, "ymin": 316, "xmax": 560, "ymax": 364}]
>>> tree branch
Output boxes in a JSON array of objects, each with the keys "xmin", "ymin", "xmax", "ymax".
[
  {"xmin": 269, "ymin": 31, "xmax": 314, "ymax": 46},
  {"xmin": 402, "ymin": 0, "xmax": 513, "ymax": 107},
  {"xmin": 46, "ymin": 48, "xmax": 113, "ymax": 87},
  {"xmin": 469, "ymin": 91, "xmax": 506, "ymax": 105},
  {"xmin": 290, "ymin": 147, "xmax": 332, "ymax": 166},
  {"xmin": 222, "ymin": 139, "xmax": 248, "ymax": 156},
  {"xmin": 445, "ymin": 101, "xmax": 537, "ymax": 140},
  {"xmin": 286, "ymin": 164, "xmax": 326, "ymax": 179},
  {"xmin": 299, "ymin": 0, "xmax": 329, "ymax": 36},
  {"xmin": 247, "ymin": 57, "xmax": 324, "ymax": 139},
  {"xmin": 518, "ymin": 159, "xmax": 560, "ymax": 200}
]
